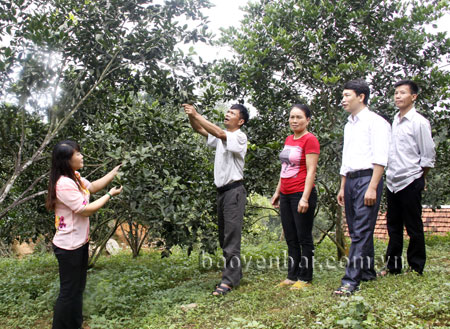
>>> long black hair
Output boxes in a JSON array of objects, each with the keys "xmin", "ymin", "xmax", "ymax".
[{"xmin": 46, "ymin": 140, "xmax": 84, "ymax": 210}]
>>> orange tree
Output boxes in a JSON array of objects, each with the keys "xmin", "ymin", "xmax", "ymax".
[
  {"xmin": 0, "ymin": 0, "xmax": 223, "ymax": 257},
  {"xmin": 211, "ymin": 0, "xmax": 450, "ymax": 257}
]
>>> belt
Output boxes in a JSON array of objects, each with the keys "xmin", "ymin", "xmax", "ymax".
[
  {"xmin": 217, "ymin": 180, "xmax": 243, "ymax": 193},
  {"xmin": 347, "ymin": 169, "xmax": 373, "ymax": 179}
]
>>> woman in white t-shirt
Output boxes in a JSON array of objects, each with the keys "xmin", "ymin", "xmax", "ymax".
[{"xmin": 46, "ymin": 140, "xmax": 122, "ymax": 329}]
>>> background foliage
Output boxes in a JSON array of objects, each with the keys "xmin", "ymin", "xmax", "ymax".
[
  {"xmin": 0, "ymin": 0, "xmax": 221, "ymax": 254},
  {"xmin": 0, "ymin": 0, "xmax": 449, "ymax": 258}
]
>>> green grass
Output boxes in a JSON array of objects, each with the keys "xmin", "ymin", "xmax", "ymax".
[{"xmin": 0, "ymin": 235, "xmax": 449, "ymax": 329}]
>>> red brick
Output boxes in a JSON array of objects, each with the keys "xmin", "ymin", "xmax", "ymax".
[{"xmin": 341, "ymin": 208, "xmax": 450, "ymax": 239}]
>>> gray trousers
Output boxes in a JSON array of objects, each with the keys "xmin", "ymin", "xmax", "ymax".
[
  {"xmin": 341, "ymin": 175, "xmax": 383, "ymax": 288},
  {"xmin": 217, "ymin": 185, "xmax": 246, "ymax": 287}
]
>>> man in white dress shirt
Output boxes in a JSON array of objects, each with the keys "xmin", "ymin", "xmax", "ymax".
[
  {"xmin": 183, "ymin": 103, "xmax": 249, "ymax": 296},
  {"xmin": 379, "ymin": 80, "xmax": 435, "ymax": 276},
  {"xmin": 334, "ymin": 79, "xmax": 391, "ymax": 296}
]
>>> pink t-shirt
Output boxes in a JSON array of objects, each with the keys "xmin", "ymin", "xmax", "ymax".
[
  {"xmin": 52, "ymin": 172, "xmax": 91, "ymax": 250},
  {"xmin": 279, "ymin": 133, "xmax": 320, "ymax": 194}
]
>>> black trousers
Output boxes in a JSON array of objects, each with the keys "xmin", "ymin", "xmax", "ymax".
[
  {"xmin": 280, "ymin": 188, "xmax": 317, "ymax": 282},
  {"xmin": 341, "ymin": 175, "xmax": 383, "ymax": 288},
  {"xmin": 52, "ymin": 242, "xmax": 89, "ymax": 329},
  {"xmin": 217, "ymin": 185, "xmax": 246, "ymax": 287},
  {"xmin": 385, "ymin": 176, "xmax": 426, "ymax": 274}
]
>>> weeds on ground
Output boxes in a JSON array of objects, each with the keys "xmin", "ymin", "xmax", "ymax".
[{"xmin": 0, "ymin": 234, "xmax": 449, "ymax": 329}]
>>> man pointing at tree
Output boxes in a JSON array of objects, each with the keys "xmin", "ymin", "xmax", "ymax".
[{"xmin": 182, "ymin": 103, "xmax": 249, "ymax": 296}]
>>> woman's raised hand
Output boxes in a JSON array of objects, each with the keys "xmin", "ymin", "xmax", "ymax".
[
  {"xmin": 111, "ymin": 164, "xmax": 122, "ymax": 176},
  {"xmin": 109, "ymin": 186, "xmax": 123, "ymax": 197}
]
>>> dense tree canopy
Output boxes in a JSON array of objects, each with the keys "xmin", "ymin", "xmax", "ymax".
[
  {"xmin": 0, "ymin": 0, "xmax": 219, "ymax": 254},
  {"xmin": 213, "ymin": 0, "xmax": 450, "ymax": 255},
  {"xmin": 0, "ymin": 0, "xmax": 449, "ymax": 259}
]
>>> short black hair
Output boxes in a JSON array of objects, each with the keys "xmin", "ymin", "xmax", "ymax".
[
  {"xmin": 230, "ymin": 104, "xmax": 249, "ymax": 126},
  {"xmin": 394, "ymin": 79, "xmax": 419, "ymax": 95},
  {"xmin": 343, "ymin": 79, "xmax": 370, "ymax": 105},
  {"xmin": 291, "ymin": 104, "xmax": 312, "ymax": 118}
]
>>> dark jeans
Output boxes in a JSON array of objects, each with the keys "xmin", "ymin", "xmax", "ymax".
[
  {"xmin": 217, "ymin": 185, "xmax": 246, "ymax": 287},
  {"xmin": 280, "ymin": 188, "xmax": 317, "ymax": 282},
  {"xmin": 52, "ymin": 242, "xmax": 89, "ymax": 329},
  {"xmin": 342, "ymin": 176, "xmax": 383, "ymax": 288},
  {"xmin": 385, "ymin": 176, "xmax": 426, "ymax": 274}
]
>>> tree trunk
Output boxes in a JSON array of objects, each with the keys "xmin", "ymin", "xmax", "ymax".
[
  {"xmin": 88, "ymin": 217, "xmax": 123, "ymax": 268},
  {"xmin": 335, "ymin": 207, "xmax": 347, "ymax": 260}
]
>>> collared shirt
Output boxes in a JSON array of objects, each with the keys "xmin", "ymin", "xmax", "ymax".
[
  {"xmin": 207, "ymin": 129, "xmax": 247, "ymax": 188},
  {"xmin": 53, "ymin": 172, "xmax": 91, "ymax": 250},
  {"xmin": 386, "ymin": 107, "xmax": 435, "ymax": 193},
  {"xmin": 340, "ymin": 107, "xmax": 391, "ymax": 176}
]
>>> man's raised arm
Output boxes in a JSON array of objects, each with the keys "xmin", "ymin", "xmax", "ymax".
[
  {"xmin": 182, "ymin": 104, "xmax": 208, "ymax": 137},
  {"xmin": 182, "ymin": 104, "xmax": 226, "ymax": 140}
]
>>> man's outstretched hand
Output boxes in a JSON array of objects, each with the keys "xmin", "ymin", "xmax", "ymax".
[{"xmin": 182, "ymin": 103, "xmax": 198, "ymax": 116}]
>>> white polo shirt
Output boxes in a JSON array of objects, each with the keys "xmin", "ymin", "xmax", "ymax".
[{"xmin": 207, "ymin": 129, "xmax": 247, "ymax": 188}]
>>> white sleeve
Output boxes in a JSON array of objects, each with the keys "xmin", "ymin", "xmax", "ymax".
[
  {"xmin": 225, "ymin": 131, "xmax": 247, "ymax": 154},
  {"xmin": 206, "ymin": 133, "xmax": 218, "ymax": 149},
  {"xmin": 81, "ymin": 177, "xmax": 91, "ymax": 190},
  {"xmin": 339, "ymin": 125, "xmax": 349, "ymax": 176},
  {"xmin": 371, "ymin": 116, "xmax": 391, "ymax": 167}
]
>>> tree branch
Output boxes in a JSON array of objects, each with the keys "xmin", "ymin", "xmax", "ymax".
[
  {"xmin": 314, "ymin": 223, "xmax": 346, "ymax": 256},
  {"xmin": 0, "ymin": 190, "xmax": 47, "ymax": 219},
  {"xmin": 16, "ymin": 171, "xmax": 49, "ymax": 202},
  {"xmin": 0, "ymin": 49, "xmax": 121, "ymax": 206}
]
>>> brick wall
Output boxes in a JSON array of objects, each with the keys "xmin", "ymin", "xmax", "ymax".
[{"xmin": 342, "ymin": 207, "xmax": 450, "ymax": 239}]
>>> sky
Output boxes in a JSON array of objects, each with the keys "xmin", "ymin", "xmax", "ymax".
[{"xmin": 183, "ymin": 0, "xmax": 248, "ymax": 62}]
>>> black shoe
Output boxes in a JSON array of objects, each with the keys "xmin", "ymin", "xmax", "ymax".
[
  {"xmin": 333, "ymin": 284, "xmax": 359, "ymax": 296},
  {"xmin": 361, "ymin": 275, "xmax": 376, "ymax": 282},
  {"xmin": 404, "ymin": 267, "xmax": 423, "ymax": 276}
]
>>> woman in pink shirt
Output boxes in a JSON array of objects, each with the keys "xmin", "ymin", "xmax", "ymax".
[
  {"xmin": 46, "ymin": 140, "xmax": 122, "ymax": 329},
  {"xmin": 271, "ymin": 104, "xmax": 320, "ymax": 290}
]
